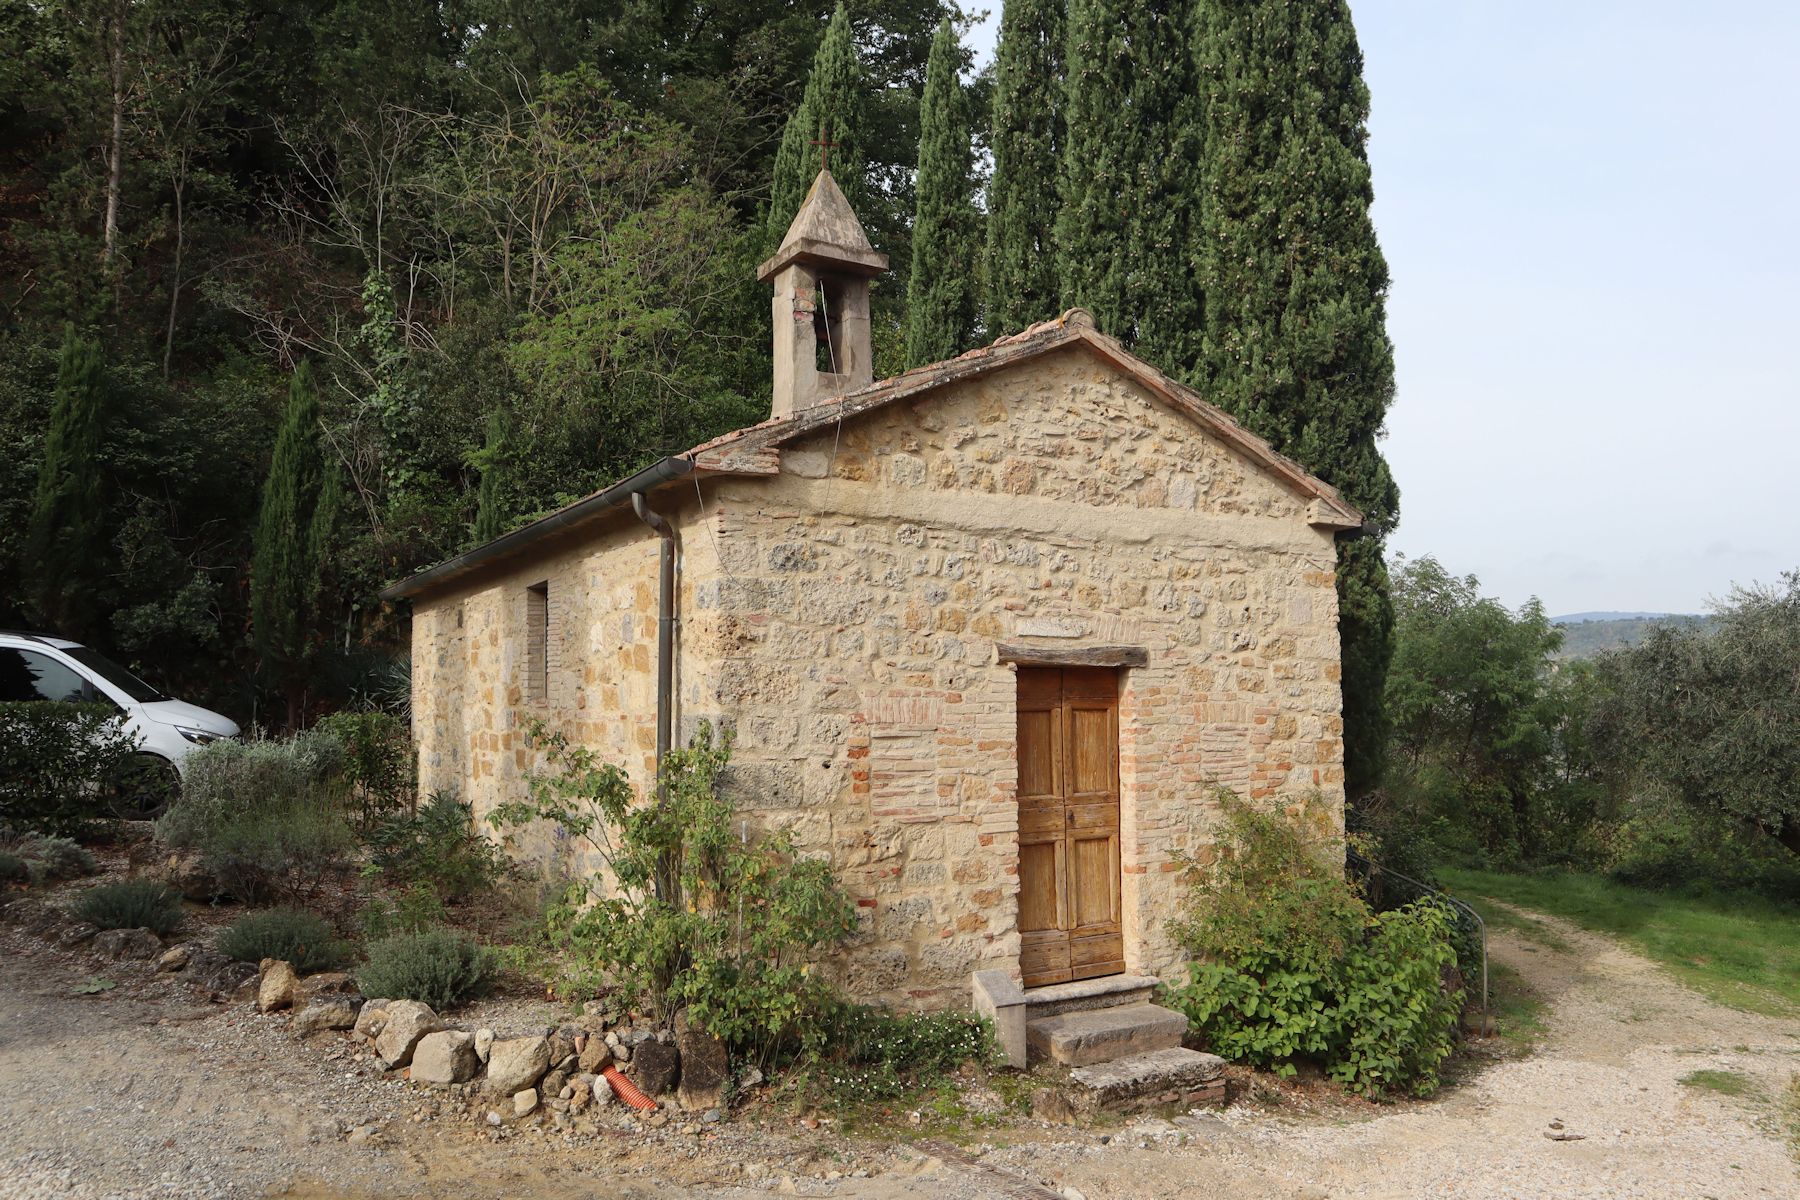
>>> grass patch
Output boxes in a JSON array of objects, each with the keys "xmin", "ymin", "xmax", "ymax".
[
  {"xmin": 1680, "ymin": 1069, "xmax": 1757, "ymax": 1099},
  {"xmin": 1455, "ymin": 892, "xmax": 1573, "ymax": 953},
  {"xmin": 1486, "ymin": 960, "xmax": 1549, "ymax": 1054},
  {"xmin": 1439, "ymin": 867, "xmax": 1800, "ymax": 1018}
]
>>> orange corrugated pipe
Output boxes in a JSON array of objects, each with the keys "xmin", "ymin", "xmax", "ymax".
[{"xmin": 602, "ymin": 1065, "xmax": 657, "ymax": 1112}]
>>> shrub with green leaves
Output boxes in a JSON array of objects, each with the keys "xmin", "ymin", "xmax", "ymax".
[
  {"xmin": 314, "ymin": 710, "xmax": 413, "ymax": 830},
  {"xmin": 155, "ymin": 733, "xmax": 354, "ymax": 904},
  {"xmin": 0, "ymin": 852, "xmax": 27, "ymax": 883},
  {"xmin": 1164, "ymin": 790, "xmax": 1462, "ymax": 1097},
  {"xmin": 3, "ymin": 832, "xmax": 97, "ymax": 882},
  {"xmin": 802, "ymin": 1003, "xmax": 997, "ymax": 1103},
  {"xmin": 365, "ymin": 791, "xmax": 506, "ymax": 903},
  {"xmin": 74, "ymin": 879, "xmax": 183, "ymax": 935},
  {"xmin": 356, "ymin": 927, "xmax": 497, "ymax": 1010},
  {"xmin": 493, "ymin": 721, "xmax": 856, "ymax": 1061},
  {"xmin": 0, "ymin": 702, "xmax": 140, "ymax": 835},
  {"xmin": 217, "ymin": 907, "xmax": 348, "ymax": 973}
]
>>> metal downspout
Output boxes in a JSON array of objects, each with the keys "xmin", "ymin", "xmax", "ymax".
[{"xmin": 631, "ymin": 492, "xmax": 676, "ymax": 790}]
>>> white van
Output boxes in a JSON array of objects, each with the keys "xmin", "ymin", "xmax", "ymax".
[{"xmin": 0, "ymin": 631, "xmax": 240, "ymax": 811}]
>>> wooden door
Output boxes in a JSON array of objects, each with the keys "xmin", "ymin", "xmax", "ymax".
[{"xmin": 1016, "ymin": 666, "xmax": 1124, "ymax": 988}]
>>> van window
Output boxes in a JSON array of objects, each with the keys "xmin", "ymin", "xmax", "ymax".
[
  {"xmin": 0, "ymin": 648, "xmax": 90, "ymax": 703},
  {"xmin": 65, "ymin": 646, "xmax": 164, "ymax": 702}
]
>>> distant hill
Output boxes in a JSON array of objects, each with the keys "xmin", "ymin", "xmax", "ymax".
[
  {"xmin": 1551, "ymin": 611, "xmax": 1685, "ymax": 625},
  {"xmin": 1550, "ymin": 612, "xmax": 1709, "ymax": 660}
]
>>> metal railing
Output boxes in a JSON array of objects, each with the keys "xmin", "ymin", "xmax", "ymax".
[{"xmin": 1346, "ymin": 849, "xmax": 1489, "ymax": 1029}]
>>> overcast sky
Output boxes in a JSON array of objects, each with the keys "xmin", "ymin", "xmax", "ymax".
[{"xmin": 967, "ymin": 2, "xmax": 1800, "ymax": 616}]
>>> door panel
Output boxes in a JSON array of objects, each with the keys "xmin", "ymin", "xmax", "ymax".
[{"xmin": 1016, "ymin": 666, "xmax": 1123, "ymax": 988}]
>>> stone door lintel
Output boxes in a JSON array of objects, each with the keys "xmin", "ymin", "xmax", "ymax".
[{"xmin": 994, "ymin": 643, "xmax": 1148, "ymax": 669}]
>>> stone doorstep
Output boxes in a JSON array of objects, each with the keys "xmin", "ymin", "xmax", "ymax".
[
  {"xmin": 1021, "ymin": 974, "xmax": 1161, "ymax": 1019},
  {"xmin": 1068, "ymin": 1047, "xmax": 1228, "ymax": 1112},
  {"xmin": 1025, "ymin": 1002, "xmax": 1187, "ymax": 1067}
]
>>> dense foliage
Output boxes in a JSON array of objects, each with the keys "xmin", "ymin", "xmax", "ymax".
[
  {"xmin": 364, "ymin": 791, "xmax": 508, "ymax": 904},
  {"xmin": 902, "ymin": 19, "xmax": 980, "ymax": 368},
  {"xmin": 218, "ymin": 907, "xmax": 350, "ymax": 974},
  {"xmin": 0, "ymin": 0, "xmax": 960, "ymax": 724},
  {"xmin": 75, "ymin": 879, "xmax": 184, "ymax": 935},
  {"xmin": 0, "ymin": 701, "xmax": 140, "ymax": 835},
  {"xmin": 495, "ymin": 721, "xmax": 857, "ymax": 1060},
  {"xmin": 0, "ymin": 831, "xmax": 98, "ymax": 883},
  {"xmin": 1374, "ymin": 558, "xmax": 1800, "ymax": 899},
  {"xmin": 357, "ymin": 927, "xmax": 498, "ymax": 1011},
  {"xmin": 983, "ymin": 0, "xmax": 1063, "ymax": 333},
  {"xmin": 1164, "ymin": 791, "xmax": 1462, "ymax": 1097},
  {"xmin": 156, "ymin": 731, "xmax": 356, "ymax": 904}
]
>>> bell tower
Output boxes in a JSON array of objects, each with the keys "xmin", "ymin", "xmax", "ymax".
[{"xmin": 756, "ymin": 170, "xmax": 888, "ymax": 420}]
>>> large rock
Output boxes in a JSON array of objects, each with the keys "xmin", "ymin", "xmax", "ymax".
[
  {"xmin": 297, "ymin": 972, "xmax": 359, "ymax": 1007},
  {"xmin": 576, "ymin": 1034, "xmax": 612, "ymax": 1075},
  {"xmin": 411, "ymin": 1031, "xmax": 480, "ymax": 1085},
  {"xmin": 147, "ymin": 850, "xmax": 218, "ymax": 902},
  {"xmin": 257, "ymin": 961, "xmax": 299, "ymax": 1013},
  {"xmin": 485, "ymin": 1036, "xmax": 550, "ymax": 1096},
  {"xmin": 188, "ymin": 948, "xmax": 256, "ymax": 996},
  {"xmin": 292, "ymin": 998, "xmax": 362, "ymax": 1036},
  {"xmin": 674, "ymin": 1011, "xmax": 727, "ymax": 1112},
  {"xmin": 354, "ymin": 999, "xmax": 393, "ymax": 1040},
  {"xmin": 373, "ymin": 1000, "xmax": 442, "ymax": 1068},
  {"xmin": 630, "ymin": 1038, "xmax": 680, "ymax": 1097},
  {"xmin": 94, "ymin": 927, "xmax": 162, "ymax": 961}
]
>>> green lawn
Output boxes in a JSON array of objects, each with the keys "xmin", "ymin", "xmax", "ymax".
[{"xmin": 1439, "ymin": 867, "xmax": 1800, "ymax": 1018}]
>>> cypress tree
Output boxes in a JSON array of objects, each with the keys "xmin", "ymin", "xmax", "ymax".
[
  {"xmin": 251, "ymin": 361, "xmax": 326, "ymax": 722},
  {"xmin": 985, "ymin": 0, "xmax": 1064, "ymax": 334},
  {"xmin": 766, "ymin": 4, "xmax": 867, "ymax": 249},
  {"xmin": 471, "ymin": 408, "xmax": 510, "ymax": 545},
  {"xmin": 1193, "ymin": 0, "xmax": 1400, "ymax": 797},
  {"xmin": 903, "ymin": 20, "xmax": 979, "ymax": 368},
  {"xmin": 1056, "ymin": 0, "xmax": 1202, "ymax": 368},
  {"xmin": 26, "ymin": 324, "xmax": 110, "ymax": 638}
]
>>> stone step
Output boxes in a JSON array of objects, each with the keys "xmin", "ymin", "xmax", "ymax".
[
  {"xmin": 1021, "ymin": 974, "xmax": 1160, "ymax": 1019},
  {"xmin": 1025, "ymin": 1002, "xmax": 1187, "ymax": 1067},
  {"xmin": 1068, "ymin": 1047, "xmax": 1227, "ymax": 1113}
]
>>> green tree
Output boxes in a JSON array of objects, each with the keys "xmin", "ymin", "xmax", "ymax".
[
  {"xmin": 1591, "ymin": 571, "xmax": 1800, "ymax": 858},
  {"xmin": 26, "ymin": 323, "xmax": 109, "ymax": 633},
  {"xmin": 985, "ymin": 0, "xmax": 1063, "ymax": 334},
  {"xmin": 1193, "ymin": 0, "xmax": 1399, "ymax": 797},
  {"xmin": 251, "ymin": 361, "xmax": 332, "ymax": 725},
  {"xmin": 470, "ymin": 407, "xmax": 511, "ymax": 545},
  {"xmin": 1055, "ymin": 0, "xmax": 1202, "ymax": 365},
  {"xmin": 1383, "ymin": 557, "xmax": 1563, "ymax": 861},
  {"xmin": 903, "ymin": 19, "xmax": 979, "ymax": 368},
  {"xmin": 767, "ymin": 4, "xmax": 867, "ymax": 249},
  {"xmin": 26, "ymin": 325, "xmax": 111, "ymax": 639}
]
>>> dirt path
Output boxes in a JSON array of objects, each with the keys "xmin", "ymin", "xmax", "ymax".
[{"xmin": 3, "ymin": 908, "xmax": 1796, "ymax": 1199}]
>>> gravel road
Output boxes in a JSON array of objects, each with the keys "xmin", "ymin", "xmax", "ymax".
[{"xmin": 2, "ymin": 905, "xmax": 1795, "ymax": 1199}]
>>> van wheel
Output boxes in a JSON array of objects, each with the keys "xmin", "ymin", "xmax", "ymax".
[{"xmin": 108, "ymin": 755, "xmax": 180, "ymax": 821}]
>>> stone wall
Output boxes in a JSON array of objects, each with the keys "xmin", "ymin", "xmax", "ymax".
[
  {"xmin": 690, "ymin": 346, "xmax": 1346, "ymax": 1008},
  {"xmin": 409, "ymin": 506, "xmax": 721, "ymax": 884}
]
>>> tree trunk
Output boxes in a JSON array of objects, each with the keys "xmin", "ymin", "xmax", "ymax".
[
  {"xmin": 102, "ymin": 4, "xmax": 125, "ymax": 271},
  {"xmin": 163, "ymin": 174, "xmax": 183, "ymax": 377}
]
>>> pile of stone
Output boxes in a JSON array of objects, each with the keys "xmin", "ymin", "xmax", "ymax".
[{"xmin": 252, "ymin": 960, "xmax": 730, "ymax": 1124}]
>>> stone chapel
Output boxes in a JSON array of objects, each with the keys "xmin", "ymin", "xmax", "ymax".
[{"xmin": 385, "ymin": 171, "xmax": 1361, "ymax": 1062}]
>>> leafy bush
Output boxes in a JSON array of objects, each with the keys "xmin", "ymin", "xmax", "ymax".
[
  {"xmin": 217, "ymin": 907, "xmax": 349, "ymax": 973},
  {"xmin": 365, "ymin": 791, "xmax": 506, "ymax": 903},
  {"xmin": 0, "ymin": 852, "xmax": 27, "ymax": 883},
  {"xmin": 314, "ymin": 710, "xmax": 413, "ymax": 830},
  {"xmin": 74, "ymin": 879, "xmax": 183, "ymax": 935},
  {"xmin": 0, "ymin": 702, "xmax": 140, "ymax": 835},
  {"xmin": 156, "ymin": 733, "xmax": 355, "ymax": 904},
  {"xmin": 802, "ymin": 1003, "xmax": 997, "ymax": 1103},
  {"xmin": 358, "ymin": 883, "xmax": 451, "ymax": 941},
  {"xmin": 356, "ymin": 927, "xmax": 497, "ymax": 1010},
  {"xmin": 2, "ymin": 832, "xmax": 97, "ymax": 881},
  {"xmin": 1164, "ymin": 790, "xmax": 1462, "ymax": 1097},
  {"xmin": 493, "ymin": 721, "xmax": 856, "ymax": 1060}
]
